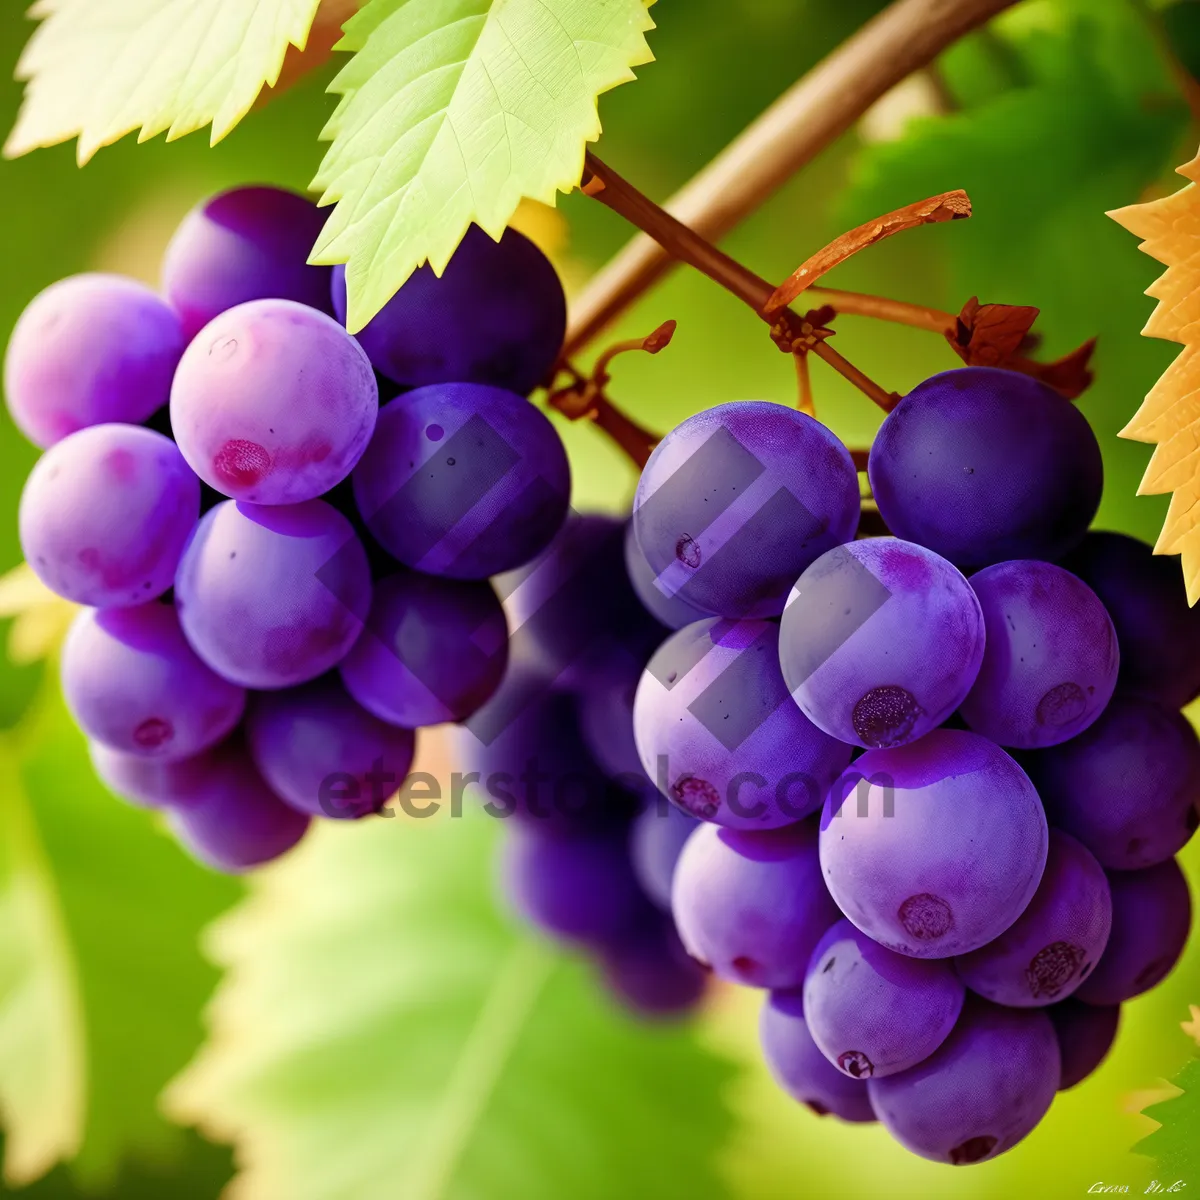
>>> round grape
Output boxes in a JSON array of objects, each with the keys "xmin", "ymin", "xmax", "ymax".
[
  {"xmin": 175, "ymin": 499, "xmax": 371, "ymax": 689},
  {"xmin": 1048, "ymin": 998, "xmax": 1120, "ymax": 1090},
  {"xmin": 868, "ymin": 367, "xmax": 1103, "ymax": 570},
  {"xmin": 89, "ymin": 739, "xmax": 225, "ymax": 809},
  {"xmin": 960, "ymin": 560, "xmax": 1118, "ymax": 749},
  {"xmin": 20, "ymin": 424, "xmax": 199, "ymax": 607},
  {"xmin": 780, "ymin": 538, "xmax": 985, "ymax": 749},
  {"xmin": 630, "ymin": 802, "xmax": 700, "ymax": 910},
  {"xmin": 4, "ymin": 274, "xmax": 184, "ymax": 447},
  {"xmin": 820, "ymin": 730, "xmax": 1048, "ymax": 958},
  {"xmin": 597, "ymin": 914, "xmax": 708, "ymax": 1018},
  {"xmin": 624, "ymin": 519, "xmax": 709, "ymax": 631}
]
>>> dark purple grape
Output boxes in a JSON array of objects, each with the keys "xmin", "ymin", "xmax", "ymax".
[
  {"xmin": 331, "ymin": 225, "xmax": 565, "ymax": 396},
  {"xmin": 867, "ymin": 998, "xmax": 1060, "ymax": 1164},
  {"xmin": 170, "ymin": 299, "xmax": 378, "ymax": 505},
  {"xmin": 62, "ymin": 604, "xmax": 245, "ymax": 759},
  {"xmin": 1028, "ymin": 695, "xmax": 1200, "ymax": 869},
  {"xmin": 820, "ymin": 730, "xmax": 1048, "ymax": 958},
  {"xmin": 4, "ymin": 274, "xmax": 184, "ymax": 447},
  {"xmin": 759, "ymin": 990, "xmax": 876, "ymax": 1122},
  {"xmin": 955, "ymin": 831, "xmax": 1112, "ymax": 1006},
  {"xmin": 960, "ymin": 560, "xmax": 1119, "ymax": 749},
  {"xmin": 20, "ymin": 424, "xmax": 199, "ymax": 607},
  {"xmin": 803, "ymin": 919, "xmax": 965, "ymax": 1079},
  {"xmin": 246, "ymin": 677, "xmax": 416, "ymax": 819},
  {"xmin": 597, "ymin": 913, "xmax": 708, "ymax": 1018},
  {"xmin": 162, "ymin": 186, "xmax": 333, "ymax": 341},
  {"xmin": 1048, "ymin": 998, "xmax": 1121, "ymax": 1089},
  {"xmin": 175, "ymin": 499, "xmax": 371, "ymax": 689},
  {"xmin": 868, "ymin": 367, "xmax": 1103, "ymax": 570},
  {"xmin": 671, "ymin": 819, "xmax": 841, "ymax": 989},
  {"xmin": 340, "ymin": 570, "xmax": 508, "ymax": 728},
  {"xmin": 780, "ymin": 539, "xmax": 985, "ymax": 749},
  {"xmin": 630, "ymin": 802, "xmax": 700, "ymax": 910},
  {"xmin": 576, "ymin": 664, "xmax": 647, "ymax": 783},
  {"xmin": 1074, "ymin": 859, "xmax": 1192, "ymax": 1005},
  {"xmin": 1060, "ymin": 532, "xmax": 1200, "ymax": 709},
  {"xmin": 352, "ymin": 384, "xmax": 570, "ymax": 579},
  {"xmin": 634, "ymin": 618, "xmax": 853, "ymax": 830},
  {"xmin": 632, "ymin": 402, "xmax": 860, "ymax": 619}
]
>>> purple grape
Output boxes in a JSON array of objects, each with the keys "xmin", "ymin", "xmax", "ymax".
[
  {"xmin": 630, "ymin": 802, "xmax": 700, "ymax": 909},
  {"xmin": 89, "ymin": 739, "xmax": 224, "ymax": 809},
  {"xmin": 166, "ymin": 738, "xmax": 310, "ymax": 872},
  {"xmin": 577, "ymin": 664, "xmax": 647, "ymax": 783},
  {"xmin": 331, "ymin": 225, "xmax": 565, "ymax": 395},
  {"xmin": 1060, "ymin": 532, "xmax": 1200, "ymax": 709},
  {"xmin": 634, "ymin": 619, "xmax": 853, "ymax": 830},
  {"xmin": 352, "ymin": 383, "xmax": 570, "ymax": 579},
  {"xmin": 499, "ymin": 825, "xmax": 645, "ymax": 945},
  {"xmin": 759, "ymin": 991, "xmax": 876, "ymax": 1122},
  {"xmin": 820, "ymin": 730, "xmax": 1048, "ymax": 959},
  {"xmin": 803, "ymin": 919, "xmax": 965, "ymax": 1079},
  {"xmin": 1048, "ymin": 998, "xmax": 1120, "ymax": 1089},
  {"xmin": 623, "ymin": 519, "xmax": 710, "ymax": 631},
  {"xmin": 779, "ymin": 539, "xmax": 985, "ymax": 750},
  {"xmin": 671, "ymin": 819, "xmax": 841, "ymax": 989},
  {"xmin": 170, "ymin": 299, "xmax": 378, "ymax": 505},
  {"xmin": 955, "ymin": 831, "xmax": 1112, "ymax": 1006},
  {"xmin": 174, "ymin": 499, "xmax": 371, "ymax": 689},
  {"xmin": 632, "ymin": 402, "xmax": 860, "ymax": 619},
  {"xmin": 162, "ymin": 186, "xmax": 333, "ymax": 341},
  {"xmin": 20, "ymin": 424, "xmax": 199, "ymax": 607},
  {"xmin": 62, "ymin": 604, "xmax": 245, "ymax": 759},
  {"xmin": 868, "ymin": 367, "xmax": 1103, "ymax": 570},
  {"xmin": 4, "ymin": 274, "xmax": 185, "ymax": 447},
  {"xmin": 597, "ymin": 913, "xmax": 708, "ymax": 1018},
  {"xmin": 1028, "ymin": 696, "xmax": 1200, "ymax": 870},
  {"xmin": 340, "ymin": 571, "xmax": 508, "ymax": 728},
  {"xmin": 960, "ymin": 560, "xmax": 1119, "ymax": 749},
  {"xmin": 1074, "ymin": 859, "xmax": 1192, "ymax": 1005},
  {"xmin": 867, "ymin": 998, "xmax": 1060, "ymax": 1164},
  {"xmin": 246, "ymin": 677, "xmax": 417, "ymax": 819}
]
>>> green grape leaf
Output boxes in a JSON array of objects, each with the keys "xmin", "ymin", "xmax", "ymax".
[
  {"xmin": 167, "ymin": 802, "xmax": 734, "ymax": 1200},
  {"xmin": 1137, "ymin": 1056, "xmax": 1200, "ymax": 1182},
  {"xmin": 310, "ymin": 0, "xmax": 657, "ymax": 332},
  {"xmin": 4, "ymin": 0, "xmax": 324, "ymax": 165},
  {"xmin": 0, "ymin": 683, "xmax": 239, "ymax": 1188}
]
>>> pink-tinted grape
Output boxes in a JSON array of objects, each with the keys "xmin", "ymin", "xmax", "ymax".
[
  {"xmin": 634, "ymin": 619, "xmax": 853, "ymax": 830},
  {"xmin": 340, "ymin": 570, "xmax": 508, "ymax": 727},
  {"xmin": 633, "ymin": 402, "xmax": 860, "ymax": 619},
  {"xmin": 759, "ymin": 991, "xmax": 876, "ymax": 1122},
  {"xmin": 62, "ymin": 604, "xmax": 245, "ymax": 759},
  {"xmin": 1049, "ymin": 998, "xmax": 1120, "ymax": 1089},
  {"xmin": 869, "ymin": 367, "xmax": 1103, "ymax": 570},
  {"xmin": 331, "ymin": 225, "xmax": 565, "ymax": 395},
  {"xmin": 1074, "ymin": 859, "xmax": 1192, "ymax": 1005},
  {"xmin": 803, "ymin": 919, "xmax": 965, "ymax": 1080},
  {"xmin": 1028, "ymin": 696, "xmax": 1200, "ymax": 870},
  {"xmin": 820, "ymin": 730, "xmax": 1048, "ymax": 959},
  {"xmin": 780, "ymin": 539, "xmax": 985, "ymax": 749},
  {"xmin": 867, "ymin": 999, "xmax": 1060, "ymax": 1165},
  {"xmin": 166, "ymin": 738, "xmax": 310, "ymax": 872},
  {"xmin": 4, "ymin": 274, "xmax": 185, "ymax": 447},
  {"xmin": 20, "ymin": 424, "xmax": 199, "ymax": 607},
  {"xmin": 955, "ymin": 831, "xmax": 1112, "ymax": 1006},
  {"xmin": 1061, "ymin": 531, "xmax": 1200, "ymax": 709},
  {"xmin": 960, "ymin": 560, "xmax": 1118, "ymax": 749},
  {"xmin": 631, "ymin": 802, "xmax": 700, "ymax": 910},
  {"xmin": 671, "ymin": 820, "xmax": 841, "ymax": 989},
  {"xmin": 597, "ymin": 914, "xmax": 708, "ymax": 1018},
  {"xmin": 352, "ymin": 384, "xmax": 570, "ymax": 579},
  {"xmin": 246, "ymin": 676, "xmax": 416, "ymax": 819},
  {"xmin": 175, "ymin": 499, "xmax": 371, "ymax": 689},
  {"xmin": 170, "ymin": 299, "xmax": 377, "ymax": 504},
  {"xmin": 162, "ymin": 186, "xmax": 333, "ymax": 341}
]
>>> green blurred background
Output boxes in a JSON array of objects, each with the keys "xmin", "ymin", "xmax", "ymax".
[{"xmin": 0, "ymin": 0, "xmax": 1197, "ymax": 1197}]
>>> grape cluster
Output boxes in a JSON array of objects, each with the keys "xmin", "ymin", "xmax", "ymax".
[{"xmin": 630, "ymin": 370, "xmax": 1200, "ymax": 1164}]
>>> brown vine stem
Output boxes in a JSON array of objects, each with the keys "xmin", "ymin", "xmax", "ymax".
[
  {"xmin": 565, "ymin": 0, "xmax": 1022, "ymax": 357},
  {"xmin": 807, "ymin": 287, "xmax": 957, "ymax": 334}
]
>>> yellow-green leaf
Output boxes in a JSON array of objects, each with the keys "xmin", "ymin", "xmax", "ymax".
[
  {"xmin": 4, "ymin": 0, "xmax": 324, "ymax": 165},
  {"xmin": 310, "ymin": 0, "xmax": 656, "ymax": 332}
]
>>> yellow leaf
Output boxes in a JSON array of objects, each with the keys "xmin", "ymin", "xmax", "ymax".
[
  {"xmin": 1111, "ymin": 151, "xmax": 1200, "ymax": 605},
  {"xmin": 4, "ymin": 0, "xmax": 324, "ymax": 165}
]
